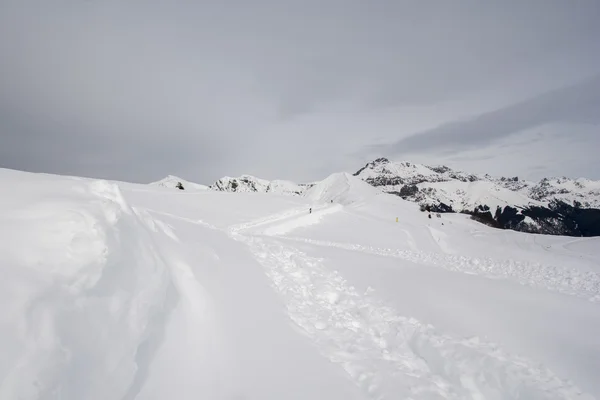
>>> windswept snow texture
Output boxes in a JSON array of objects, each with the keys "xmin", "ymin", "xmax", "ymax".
[{"xmin": 1, "ymin": 168, "xmax": 600, "ymax": 400}]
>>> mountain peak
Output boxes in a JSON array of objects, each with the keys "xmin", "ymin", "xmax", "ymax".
[
  {"xmin": 150, "ymin": 175, "xmax": 208, "ymax": 190},
  {"xmin": 210, "ymin": 175, "xmax": 307, "ymax": 195},
  {"xmin": 373, "ymin": 157, "xmax": 390, "ymax": 164},
  {"xmin": 350, "ymin": 158, "xmax": 600, "ymax": 210}
]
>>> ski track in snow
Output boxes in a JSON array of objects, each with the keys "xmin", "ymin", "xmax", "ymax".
[
  {"xmin": 139, "ymin": 208, "xmax": 219, "ymax": 231},
  {"xmin": 277, "ymin": 236, "xmax": 600, "ymax": 304},
  {"xmin": 230, "ymin": 202, "xmax": 600, "ymax": 303},
  {"xmin": 4, "ymin": 170, "xmax": 599, "ymax": 400},
  {"xmin": 228, "ymin": 204, "xmax": 333, "ymax": 235},
  {"xmin": 228, "ymin": 208, "xmax": 593, "ymax": 399}
]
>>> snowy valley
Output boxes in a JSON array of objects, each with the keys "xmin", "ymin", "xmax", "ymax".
[{"xmin": 1, "ymin": 165, "xmax": 599, "ymax": 400}]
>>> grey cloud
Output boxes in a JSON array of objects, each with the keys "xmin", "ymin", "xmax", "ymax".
[
  {"xmin": 1, "ymin": 0, "xmax": 600, "ymax": 183},
  {"xmin": 376, "ymin": 74, "xmax": 600, "ymax": 155}
]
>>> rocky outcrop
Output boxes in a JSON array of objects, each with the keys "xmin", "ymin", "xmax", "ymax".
[{"xmin": 354, "ymin": 158, "xmax": 600, "ymax": 237}]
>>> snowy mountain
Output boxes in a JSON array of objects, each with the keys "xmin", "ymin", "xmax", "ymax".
[
  {"xmin": 353, "ymin": 158, "xmax": 600, "ymax": 237},
  {"xmin": 305, "ymin": 172, "xmax": 383, "ymax": 206},
  {"xmin": 151, "ymin": 161, "xmax": 599, "ymax": 237},
  {"xmin": 150, "ymin": 175, "xmax": 208, "ymax": 190},
  {"xmin": 2, "ymin": 166, "xmax": 600, "ymax": 399},
  {"xmin": 210, "ymin": 174, "xmax": 310, "ymax": 195},
  {"xmin": 526, "ymin": 177, "xmax": 600, "ymax": 207},
  {"xmin": 354, "ymin": 158, "xmax": 600, "ymax": 209}
]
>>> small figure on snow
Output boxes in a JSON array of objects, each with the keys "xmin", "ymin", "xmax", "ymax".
[{"xmin": 309, "ymin": 208, "xmax": 312, "ymax": 214}]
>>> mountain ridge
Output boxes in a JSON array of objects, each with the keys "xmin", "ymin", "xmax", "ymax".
[{"xmin": 152, "ymin": 158, "xmax": 600, "ymax": 236}]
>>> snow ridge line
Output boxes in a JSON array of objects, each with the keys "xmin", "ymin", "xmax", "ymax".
[
  {"xmin": 239, "ymin": 236, "xmax": 591, "ymax": 400},
  {"xmin": 86, "ymin": 181, "xmax": 176, "ymax": 400},
  {"xmin": 280, "ymin": 236, "xmax": 600, "ymax": 303},
  {"xmin": 1, "ymin": 180, "xmax": 178, "ymax": 400}
]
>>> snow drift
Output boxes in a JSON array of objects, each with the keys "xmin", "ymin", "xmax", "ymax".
[{"xmin": 0, "ymin": 171, "xmax": 173, "ymax": 399}]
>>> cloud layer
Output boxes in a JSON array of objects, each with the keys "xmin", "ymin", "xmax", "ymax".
[
  {"xmin": 376, "ymin": 74, "xmax": 600, "ymax": 156},
  {"xmin": 1, "ymin": 0, "xmax": 599, "ymax": 183}
]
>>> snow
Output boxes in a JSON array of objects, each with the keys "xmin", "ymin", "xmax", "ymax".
[
  {"xmin": 211, "ymin": 174, "xmax": 271, "ymax": 193},
  {"xmin": 523, "ymin": 177, "xmax": 600, "ymax": 208},
  {"xmin": 1, "ymin": 167, "xmax": 599, "ymax": 399},
  {"xmin": 304, "ymin": 172, "xmax": 382, "ymax": 206},
  {"xmin": 210, "ymin": 175, "xmax": 307, "ymax": 195},
  {"xmin": 417, "ymin": 180, "xmax": 543, "ymax": 211},
  {"xmin": 266, "ymin": 179, "xmax": 306, "ymax": 195},
  {"xmin": 149, "ymin": 175, "xmax": 208, "ymax": 190},
  {"xmin": 353, "ymin": 158, "xmax": 600, "ymax": 211},
  {"xmin": 357, "ymin": 160, "xmax": 440, "ymax": 181}
]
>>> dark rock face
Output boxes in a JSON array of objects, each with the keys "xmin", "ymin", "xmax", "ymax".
[
  {"xmin": 353, "ymin": 158, "xmax": 390, "ymax": 177},
  {"xmin": 522, "ymin": 201, "xmax": 600, "ymax": 237},
  {"xmin": 448, "ymin": 172, "xmax": 478, "ymax": 182},
  {"xmin": 365, "ymin": 176, "xmax": 406, "ymax": 187},
  {"xmin": 429, "ymin": 166, "xmax": 451, "ymax": 174},
  {"xmin": 416, "ymin": 197, "xmax": 599, "ymax": 237},
  {"xmin": 434, "ymin": 203, "xmax": 454, "ymax": 213},
  {"xmin": 354, "ymin": 157, "xmax": 599, "ymax": 237},
  {"xmin": 468, "ymin": 211, "xmax": 500, "ymax": 228},
  {"xmin": 462, "ymin": 201, "xmax": 600, "ymax": 237},
  {"xmin": 399, "ymin": 184, "xmax": 419, "ymax": 198}
]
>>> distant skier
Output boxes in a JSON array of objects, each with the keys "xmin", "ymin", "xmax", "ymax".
[{"xmin": 309, "ymin": 208, "xmax": 312, "ymax": 214}]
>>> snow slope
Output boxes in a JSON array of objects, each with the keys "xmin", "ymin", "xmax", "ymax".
[
  {"xmin": 304, "ymin": 172, "xmax": 383, "ymax": 206},
  {"xmin": 1, "ymin": 167, "xmax": 599, "ymax": 399},
  {"xmin": 149, "ymin": 175, "xmax": 208, "ymax": 190},
  {"xmin": 526, "ymin": 177, "xmax": 600, "ymax": 208}
]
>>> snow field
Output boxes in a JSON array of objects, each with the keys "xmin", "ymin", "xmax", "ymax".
[
  {"xmin": 229, "ymin": 205, "xmax": 593, "ymax": 400},
  {"xmin": 1, "ymin": 168, "xmax": 598, "ymax": 399}
]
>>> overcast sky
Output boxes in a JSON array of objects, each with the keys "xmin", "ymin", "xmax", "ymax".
[{"xmin": 1, "ymin": 0, "xmax": 599, "ymax": 184}]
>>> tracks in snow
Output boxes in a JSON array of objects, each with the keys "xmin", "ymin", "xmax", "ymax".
[
  {"xmin": 229, "ymin": 206, "xmax": 592, "ymax": 399},
  {"xmin": 229, "ymin": 204, "xmax": 339, "ymax": 236},
  {"xmin": 278, "ymin": 237, "xmax": 600, "ymax": 304}
]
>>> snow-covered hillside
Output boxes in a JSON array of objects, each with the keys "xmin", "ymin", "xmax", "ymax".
[
  {"xmin": 527, "ymin": 177, "xmax": 600, "ymax": 207},
  {"xmin": 304, "ymin": 172, "xmax": 382, "ymax": 206},
  {"xmin": 352, "ymin": 158, "xmax": 600, "ymax": 237},
  {"xmin": 150, "ymin": 175, "xmax": 208, "ymax": 190},
  {"xmin": 353, "ymin": 158, "xmax": 600, "ymax": 210},
  {"xmin": 2, "ymin": 167, "xmax": 600, "ymax": 399},
  {"xmin": 210, "ymin": 174, "xmax": 308, "ymax": 195}
]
